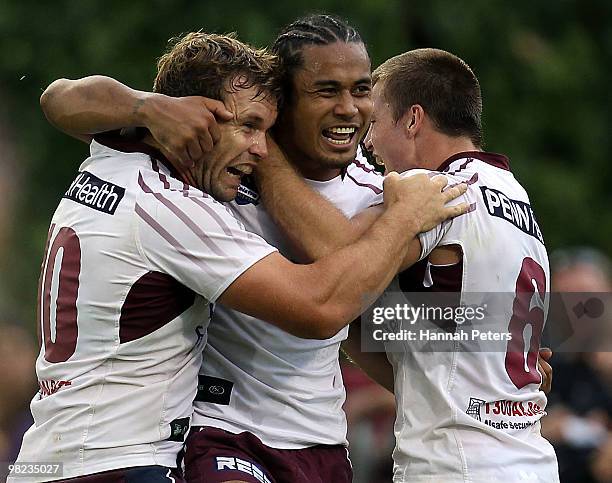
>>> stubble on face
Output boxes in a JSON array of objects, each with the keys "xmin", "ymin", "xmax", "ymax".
[
  {"xmin": 277, "ymin": 42, "xmax": 373, "ymax": 181},
  {"xmin": 195, "ymin": 84, "xmax": 277, "ymax": 201}
]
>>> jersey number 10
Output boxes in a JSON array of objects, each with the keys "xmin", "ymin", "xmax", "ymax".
[{"xmin": 37, "ymin": 224, "xmax": 81, "ymax": 363}]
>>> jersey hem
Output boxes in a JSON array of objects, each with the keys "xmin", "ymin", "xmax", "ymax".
[{"xmin": 192, "ymin": 420, "xmax": 348, "ymax": 450}]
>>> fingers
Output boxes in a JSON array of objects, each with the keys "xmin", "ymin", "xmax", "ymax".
[
  {"xmin": 431, "ymin": 174, "xmax": 449, "ymax": 190},
  {"xmin": 443, "ymin": 182, "xmax": 468, "ymax": 203},
  {"xmin": 159, "ymin": 146, "xmax": 198, "ymax": 187},
  {"xmin": 204, "ymin": 98, "xmax": 234, "ymax": 121},
  {"xmin": 185, "ymin": 141, "xmax": 202, "ymax": 167},
  {"xmin": 538, "ymin": 357, "xmax": 553, "ymax": 394},
  {"xmin": 538, "ymin": 348, "xmax": 553, "ymax": 394},
  {"xmin": 447, "ymin": 202, "xmax": 472, "ymax": 218},
  {"xmin": 539, "ymin": 347, "xmax": 553, "ymax": 361},
  {"xmin": 208, "ymin": 120, "xmax": 221, "ymax": 146}
]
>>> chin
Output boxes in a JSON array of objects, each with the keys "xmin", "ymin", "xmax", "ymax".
[
  {"xmin": 319, "ymin": 150, "xmax": 356, "ymax": 169},
  {"xmin": 209, "ymin": 186, "xmax": 238, "ymax": 203}
]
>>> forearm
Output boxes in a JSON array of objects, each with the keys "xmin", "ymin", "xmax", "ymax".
[
  {"xmin": 310, "ymin": 203, "xmax": 419, "ymax": 336},
  {"xmin": 257, "ymin": 157, "xmax": 362, "ymax": 261},
  {"xmin": 342, "ymin": 323, "xmax": 395, "ymax": 393},
  {"xmin": 40, "ymin": 76, "xmax": 153, "ymax": 140}
]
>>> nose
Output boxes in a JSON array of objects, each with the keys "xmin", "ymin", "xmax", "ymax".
[
  {"xmin": 249, "ymin": 132, "xmax": 268, "ymax": 159},
  {"xmin": 334, "ymin": 91, "xmax": 358, "ymax": 119}
]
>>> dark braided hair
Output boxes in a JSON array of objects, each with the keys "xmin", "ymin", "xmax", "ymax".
[{"xmin": 272, "ymin": 14, "xmax": 366, "ymax": 103}]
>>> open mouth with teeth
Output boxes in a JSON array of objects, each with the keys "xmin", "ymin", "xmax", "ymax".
[
  {"xmin": 321, "ymin": 126, "xmax": 358, "ymax": 147},
  {"xmin": 226, "ymin": 165, "xmax": 253, "ymax": 179}
]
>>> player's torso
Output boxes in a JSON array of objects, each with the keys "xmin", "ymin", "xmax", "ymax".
[
  {"xmin": 15, "ymin": 142, "xmax": 207, "ymax": 481},
  {"xmin": 194, "ymin": 159, "xmax": 383, "ymax": 448},
  {"xmin": 389, "ymin": 155, "xmax": 558, "ymax": 482}
]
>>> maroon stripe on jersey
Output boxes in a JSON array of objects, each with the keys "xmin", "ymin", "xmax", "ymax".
[
  {"xmin": 120, "ymin": 271, "xmax": 195, "ymax": 343},
  {"xmin": 345, "ymin": 171, "xmax": 383, "ymax": 194},
  {"xmin": 446, "ymin": 172, "xmax": 479, "ymax": 190},
  {"xmin": 353, "ymin": 159, "xmax": 381, "ymax": 175},
  {"xmin": 151, "ymin": 160, "xmax": 171, "ymax": 189},
  {"xmin": 135, "ymin": 203, "xmax": 222, "ymax": 276},
  {"xmin": 447, "ymin": 159, "xmax": 473, "ymax": 175},
  {"xmin": 152, "ymin": 160, "xmax": 209, "ymax": 198},
  {"xmin": 189, "ymin": 197, "xmax": 254, "ymax": 251},
  {"xmin": 138, "ymin": 173, "xmax": 227, "ymax": 257},
  {"xmin": 438, "ymin": 151, "xmax": 510, "ymax": 172}
]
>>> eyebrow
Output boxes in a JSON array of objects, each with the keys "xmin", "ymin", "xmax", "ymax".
[
  {"xmin": 239, "ymin": 113, "xmax": 266, "ymax": 126},
  {"xmin": 313, "ymin": 77, "xmax": 372, "ymax": 88}
]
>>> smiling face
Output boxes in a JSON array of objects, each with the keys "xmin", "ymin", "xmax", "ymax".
[
  {"xmin": 198, "ymin": 84, "xmax": 277, "ymax": 201},
  {"xmin": 365, "ymin": 81, "xmax": 414, "ymax": 174},
  {"xmin": 277, "ymin": 41, "xmax": 372, "ymax": 180}
]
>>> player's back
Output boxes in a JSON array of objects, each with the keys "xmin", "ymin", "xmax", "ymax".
[
  {"xmin": 389, "ymin": 152, "xmax": 559, "ymax": 482},
  {"xmin": 12, "ymin": 140, "xmax": 208, "ymax": 481}
]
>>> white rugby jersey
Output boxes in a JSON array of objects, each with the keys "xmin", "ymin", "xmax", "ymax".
[
  {"xmin": 193, "ymin": 153, "xmax": 384, "ymax": 448},
  {"xmin": 376, "ymin": 152, "xmax": 559, "ymax": 482},
  {"xmin": 11, "ymin": 139, "xmax": 276, "ymax": 481}
]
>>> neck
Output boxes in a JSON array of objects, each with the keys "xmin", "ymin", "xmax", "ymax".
[
  {"xmin": 293, "ymin": 158, "xmax": 342, "ymax": 181},
  {"xmin": 418, "ymin": 130, "xmax": 478, "ymax": 171}
]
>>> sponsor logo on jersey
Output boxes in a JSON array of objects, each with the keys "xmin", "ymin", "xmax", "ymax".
[
  {"xmin": 64, "ymin": 171, "xmax": 125, "ymax": 214},
  {"xmin": 466, "ymin": 397, "xmax": 545, "ymax": 431},
  {"xmin": 480, "ymin": 186, "xmax": 544, "ymax": 244},
  {"xmin": 167, "ymin": 417, "xmax": 189, "ymax": 442},
  {"xmin": 235, "ymin": 175, "xmax": 260, "ymax": 205},
  {"xmin": 215, "ymin": 457, "xmax": 272, "ymax": 483},
  {"xmin": 466, "ymin": 397, "xmax": 486, "ymax": 422},
  {"xmin": 196, "ymin": 375, "xmax": 233, "ymax": 405},
  {"xmin": 484, "ymin": 399, "xmax": 545, "ymax": 418}
]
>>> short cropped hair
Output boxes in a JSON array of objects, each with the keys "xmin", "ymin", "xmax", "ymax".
[
  {"xmin": 154, "ymin": 32, "xmax": 280, "ymax": 102},
  {"xmin": 373, "ymin": 48, "xmax": 482, "ymax": 147}
]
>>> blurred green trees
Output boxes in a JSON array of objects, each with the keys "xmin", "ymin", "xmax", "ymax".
[{"xmin": 1, "ymin": 0, "xmax": 610, "ymax": 324}]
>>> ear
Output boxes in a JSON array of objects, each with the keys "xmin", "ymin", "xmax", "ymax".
[{"xmin": 401, "ymin": 105, "xmax": 425, "ymax": 138}]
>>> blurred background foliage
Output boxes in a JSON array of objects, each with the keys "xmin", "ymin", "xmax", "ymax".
[{"xmin": 0, "ymin": 0, "xmax": 610, "ymax": 324}]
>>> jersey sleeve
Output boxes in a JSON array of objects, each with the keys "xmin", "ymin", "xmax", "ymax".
[
  {"xmin": 134, "ymin": 178, "xmax": 277, "ymax": 302},
  {"xmin": 401, "ymin": 169, "xmax": 477, "ymax": 261}
]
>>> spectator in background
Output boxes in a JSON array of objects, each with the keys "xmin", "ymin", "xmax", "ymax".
[
  {"xmin": 0, "ymin": 321, "xmax": 36, "ymax": 477},
  {"xmin": 542, "ymin": 247, "xmax": 612, "ymax": 483}
]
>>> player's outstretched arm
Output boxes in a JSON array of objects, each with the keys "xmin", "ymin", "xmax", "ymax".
[
  {"xmin": 40, "ymin": 75, "xmax": 232, "ymax": 166},
  {"xmin": 257, "ymin": 137, "xmax": 468, "ymax": 265},
  {"xmin": 219, "ymin": 174, "xmax": 428, "ymax": 339}
]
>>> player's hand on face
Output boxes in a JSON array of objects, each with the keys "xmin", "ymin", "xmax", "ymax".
[
  {"xmin": 257, "ymin": 134, "xmax": 291, "ymax": 174},
  {"xmin": 383, "ymin": 173, "xmax": 470, "ymax": 232},
  {"xmin": 144, "ymin": 94, "xmax": 233, "ymax": 173},
  {"xmin": 538, "ymin": 347, "xmax": 553, "ymax": 394}
]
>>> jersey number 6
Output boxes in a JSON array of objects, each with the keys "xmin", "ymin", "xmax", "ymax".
[{"xmin": 504, "ymin": 257, "xmax": 546, "ymax": 389}]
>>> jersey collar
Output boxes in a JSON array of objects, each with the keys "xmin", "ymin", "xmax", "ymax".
[
  {"xmin": 437, "ymin": 151, "xmax": 510, "ymax": 172},
  {"xmin": 94, "ymin": 130, "xmax": 181, "ymax": 179}
]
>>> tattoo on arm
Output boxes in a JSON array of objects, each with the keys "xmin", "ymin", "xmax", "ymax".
[{"xmin": 132, "ymin": 98, "xmax": 145, "ymax": 116}]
